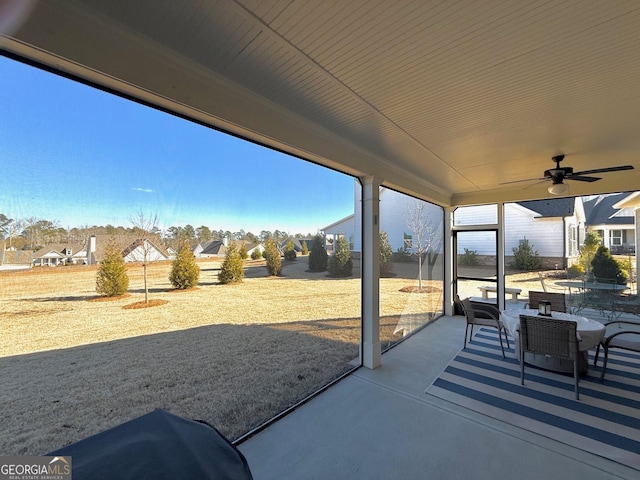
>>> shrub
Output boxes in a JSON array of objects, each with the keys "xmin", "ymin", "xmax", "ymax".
[
  {"xmin": 96, "ymin": 238, "xmax": 129, "ymax": 296},
  {"xmin": 169, "ymin": 241, "xmax": 200, "ymax": 289},
  {"xmin": 578, "ymin": 231, "xmax": 602, "ymax": 274},
  {"xmin": 308, "ymin": 234, "xmax": 328, "ymax": 272},
  {"xmin": 510, "ymin": 238, "xmax": 542, "ymax": 271},
  {"xmin": 328, "ymin": 236, "xmax": 353, "ymax": 277},
  {"xmin": 250, "ymin": 248, "xmax": 262, "ymax": 260},
  {"xmin": 457, "ymin": 248, "xmax": 479, "ymax": 266},
  {"xmin": 238, "ymin": 243, "xmax": 248, "ymax": 260},
  {"xmin": 591, "ymin": 245, "xmax": 627, "ymax": 284},
  {"xmin": 301, "ymin": 241, "xmax": 309, "ymax": 256},
  {"xmin": 218, "ymin": 244, "xmax": 244, "ymax": 284},
  {"xmin": 264, "ymin": 238, "xmax": 282, "ymax": 276},
  {"xmin": 567, "ymin": 264, "xmax": 585, "ymax": 279},
  {"xmin": 283, "ymin": 239, "xmax": 297, "ymax": 261},
  {"xmin": 379, "ymin": 231, "xmax": 393, "ymax": 276}
]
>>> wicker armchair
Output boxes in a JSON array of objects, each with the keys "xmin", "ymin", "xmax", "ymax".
[
  {"xmin": 594, "ymin": 320, "xmax": 640, "ymax": 382},
  {"xmin": 526, "ymin": 291, "xmax": 567, "ymax": 313},
  {"xmin": 457, "ymin": 295, "xmax": 510, "ymax": 358},
  {"xmin": 519, "ymin": 315, "xmax": 580, "ymax": 400}
]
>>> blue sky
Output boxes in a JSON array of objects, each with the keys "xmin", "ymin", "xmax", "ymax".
[{"xmin": 0, "ymin": 56, "xmax": 355, "ymax": 235}]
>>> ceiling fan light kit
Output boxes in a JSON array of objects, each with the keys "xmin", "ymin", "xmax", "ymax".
[{"xmin": 548, "ymin": 182, "xmax": 569, "ymax": 195}]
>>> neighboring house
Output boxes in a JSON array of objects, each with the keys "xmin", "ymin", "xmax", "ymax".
[
  {"xmin": 30, "ymin": 235, "xmax": 172, "ymax": 266},
  {"xmin": 279, "ymin": 237, "xmax": 313, "ymax": 254},
  {"xmin": 583, "ymin": 193, "xmax": 636, "ymax": 254},
  {"xmin": 199, "ymin": 238, "xmax": 251, "ymax": 258},
  {"xmin": 323, "ymin": 181, "xmax": 586, "ymax": 269},
  {"xmin": 122, "ymin": 238, "xmax": 171, "ymax": 263},
  {"xmin": 323, "ymin": 181, "xmax": 443, "ymax": 254},
  {"xmin": 32, "ymin": 243, "xmax": 84, "ymax": 266},
  {"xmin": 0, "ymin": 249, "xmax": 33, "ymax": 271},
  {"xmin": 453, "ymin": 198, "xmax": 586, "ymax": 269}
]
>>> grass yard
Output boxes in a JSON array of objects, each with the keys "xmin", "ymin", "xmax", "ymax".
[{"xmin": 1, "ymin": 257, "xmax": 441, "ymax": 454}]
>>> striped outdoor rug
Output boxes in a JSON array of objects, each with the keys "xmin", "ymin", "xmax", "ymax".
[{"xmin": 425, "ymin": 327, "xmax": 640, "ymax": 470}]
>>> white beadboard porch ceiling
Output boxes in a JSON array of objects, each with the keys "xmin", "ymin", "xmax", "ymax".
[{"xmin": 2, "ymin": 0, "xmax": 640, "ymax": 207}]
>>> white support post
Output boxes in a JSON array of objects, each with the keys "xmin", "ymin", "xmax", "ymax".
[
  {"xmin": 497, "ymin": 203, "xmax": 506, "ymax": 311},
  {"xmin": 360, "ymin": 175, "xmax": 382, "ymax": 369},
  {"xmin": 444, "ymin": 207, "xmax": 455, "ymax": 315}
]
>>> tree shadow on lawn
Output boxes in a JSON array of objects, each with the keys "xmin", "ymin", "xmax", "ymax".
[{"xmin": 0, "ymin": 319, "xmax": 364, "ymax": 456}]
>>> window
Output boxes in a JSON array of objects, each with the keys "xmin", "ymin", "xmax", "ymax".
[
  {"xmin": 568, "ymin": 225, "xmax": 577, "ymax": 257},
  {"xmin": 610, "ymin": 230, "xmax": 622, "ymax": 246}
]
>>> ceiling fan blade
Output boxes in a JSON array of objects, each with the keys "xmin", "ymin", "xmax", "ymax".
[
  {"xmin": 570, "ymin": 165, "xmax": 634, "ymax": 176},
  {"xmin": 499, "ymin": 176, "xmax": 546, "ymax": 185},
  {"xmin": 567, "ymin": 175, "xmax": 601, "ymax": 183}
]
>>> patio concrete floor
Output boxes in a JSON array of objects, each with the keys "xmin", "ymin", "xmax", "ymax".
[{"xmin": 239, "ymin": 308, "xmax": 639, "ymax": 480}]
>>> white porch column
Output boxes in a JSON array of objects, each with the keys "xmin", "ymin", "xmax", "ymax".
[
  {"xmin": 360, "ymin": 175, "xmax": 382, "ymax": 369},
  {"xmin": 444, "ymin": 207, "xmax": 455, "ymax": 315},
  {"xmin": 497, "ymin": 202, "xmax": 506, "ymax": 311}
]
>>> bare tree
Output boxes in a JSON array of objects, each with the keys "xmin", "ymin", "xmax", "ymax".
[
  {"xmin": 406, "ymin": 200, "xmax": 442, "ymax": 289},
  {"xmin": 129, "ymin": 211, "xmax": 160, "ymax": 304},
  {"xmin": 0, "ymin": 214, "xmax": 22, "ymax": 249}
]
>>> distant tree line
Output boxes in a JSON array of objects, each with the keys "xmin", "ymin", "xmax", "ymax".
[{"xmin": 0, "ymin": 213, "xmax": 314, "ymax": 251}]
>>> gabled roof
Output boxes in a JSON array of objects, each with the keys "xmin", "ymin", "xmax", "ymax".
[
  {"xmin": 583, "ymin": 193, "xmax": 635, "ymax": 226},
  {"xmin": 32, "ymin": 243, "xmax": 84, "ymax": 259},
  {"xmin": 516, "ymin": 198, "xmax": 575, "ymax": 218},
  {"xmin": 200, "ymin": 241, "xmax": 225, "ymax": 255}
]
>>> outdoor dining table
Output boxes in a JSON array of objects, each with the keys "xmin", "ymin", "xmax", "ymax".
[
  {"xmin": 556, "ymin": 280, "xmax": 629, "ymax": 320},
  {"xmin": 500, "ymin": 308, "xmax": 606, "ymax": 374}
]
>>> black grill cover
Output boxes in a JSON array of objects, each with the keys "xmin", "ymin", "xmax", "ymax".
[{"xmin": 48, "ymin": 409, "xmax": 253, "ymax": 480}]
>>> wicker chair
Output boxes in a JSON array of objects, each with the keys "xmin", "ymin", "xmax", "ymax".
[
  {"xmin": 457, "ymin": 295, "xmax": 510, "ymax": 358},
  {"xmin": 594, "ymin": 320, "xmax": 640, "ymax": 382},
  {"xmin": 519, "ymin": 315, "xmax": 580, "ymax": 400},
  {"xmin": 526, "ymin": 290, "xmax": 567, "ymax": 313}
]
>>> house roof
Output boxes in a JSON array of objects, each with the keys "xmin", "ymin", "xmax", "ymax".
[
  {"xmin": 516, "ymin": 198, "xmax": 575, "ymax": 218},
  {"xmin": 32, "ymin": 243, "xmax": 84, "ymax": 259},
  {"xmin": 583, "ymin": 193, "xmax": 635, "ymax": 226},
  {"xmin": 200, "ymin": 241, "xmax": 225, "ymax": 255}
]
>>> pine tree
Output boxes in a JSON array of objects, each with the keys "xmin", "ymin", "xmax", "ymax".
[
  {"xmin": 301, "ymin": 241, "xmax": 309, "ymax": 256},
  {"xmin": 328, "ymin": 236, "xmax": 353, "ymax": 277},
  {"xmin": 379, "ymin": 231, "xmax": 393, "ymax": 276},
  {"xmin": 308, "ymin": 234, "xmax": 328, "ymax": 272},
  {"xmin": 238, "ymin": 243, "xmax": 248, "ymax": 260},
  {"xmin": 264, "ymin": 237, "xmax": 283, "ymax": 276},
  {"xmin": 218, "ymin": 244, "xmax": 244, "ymax": 284},
  {"xmin": 96, "ymin": 238, "xmax": 129, "ymax": 296},
  {"xmin": 169, "ymin": 241, "xmax": 200, "ymax": 289}
]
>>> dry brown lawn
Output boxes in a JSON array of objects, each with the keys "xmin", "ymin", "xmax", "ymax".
[{"xmin": 1, "ymin": 258, "xmax": 441, "ymax": 455}]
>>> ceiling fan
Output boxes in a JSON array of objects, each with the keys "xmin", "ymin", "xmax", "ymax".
[{"xmin": 501, "ymin": 154, "xmax": 634, "ymax": 195}]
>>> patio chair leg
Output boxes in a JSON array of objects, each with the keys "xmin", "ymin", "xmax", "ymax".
[
  {"xmin": 574, "ymin": 359, "xmax": 580, "ymax": 400},
  {"xmin": 600, "ymin": 348, "xmax": 610, "ymax": 382},
  {"xmin": 497, "ymin": 329, "xmax": 505, "ymax": 358},
  {"xmin": 464, "ymin": 325, "xmax": 469, "ymax": 348},
  {"xmin": 594, "ymin": 344, "xmax": 601, "ymax": 366}
]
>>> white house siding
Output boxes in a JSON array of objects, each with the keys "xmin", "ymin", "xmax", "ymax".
[
  {"xmin": 504, "ymin": 204, "xmax": 565, "ymax": 257},
  {"xmin": 324, "ymin": 181, "xmax": 443, "ymax": 254}
]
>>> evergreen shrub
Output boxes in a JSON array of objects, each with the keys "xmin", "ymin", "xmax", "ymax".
[
  {"xmin": 264, "ymin": 238, "xmax": 282, "ymax": 276},
  {"xmin": 218, "ymin": 244, "xmax": 244, "ymax": 284},
  {"xmin": 511, "ymin": 238, "xmax": 542, "ymax": 271},
  {"xmin": 96, "ymin": 239, "xmax": 129, "ymax": 296},
  {"xmin": 308, "ymin": 234, "xmax": 328, "ymax": 272},
  {"xmin": 169, "ymin": 241, "xmax": 200, "ymax": 289},
  {"xmin": 328, "ymin": 236, "xmax": 353, "ymax": 277},
  {"xmin": 591, "ymin": 246, "xmax": 627, "ymax": 284}
]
